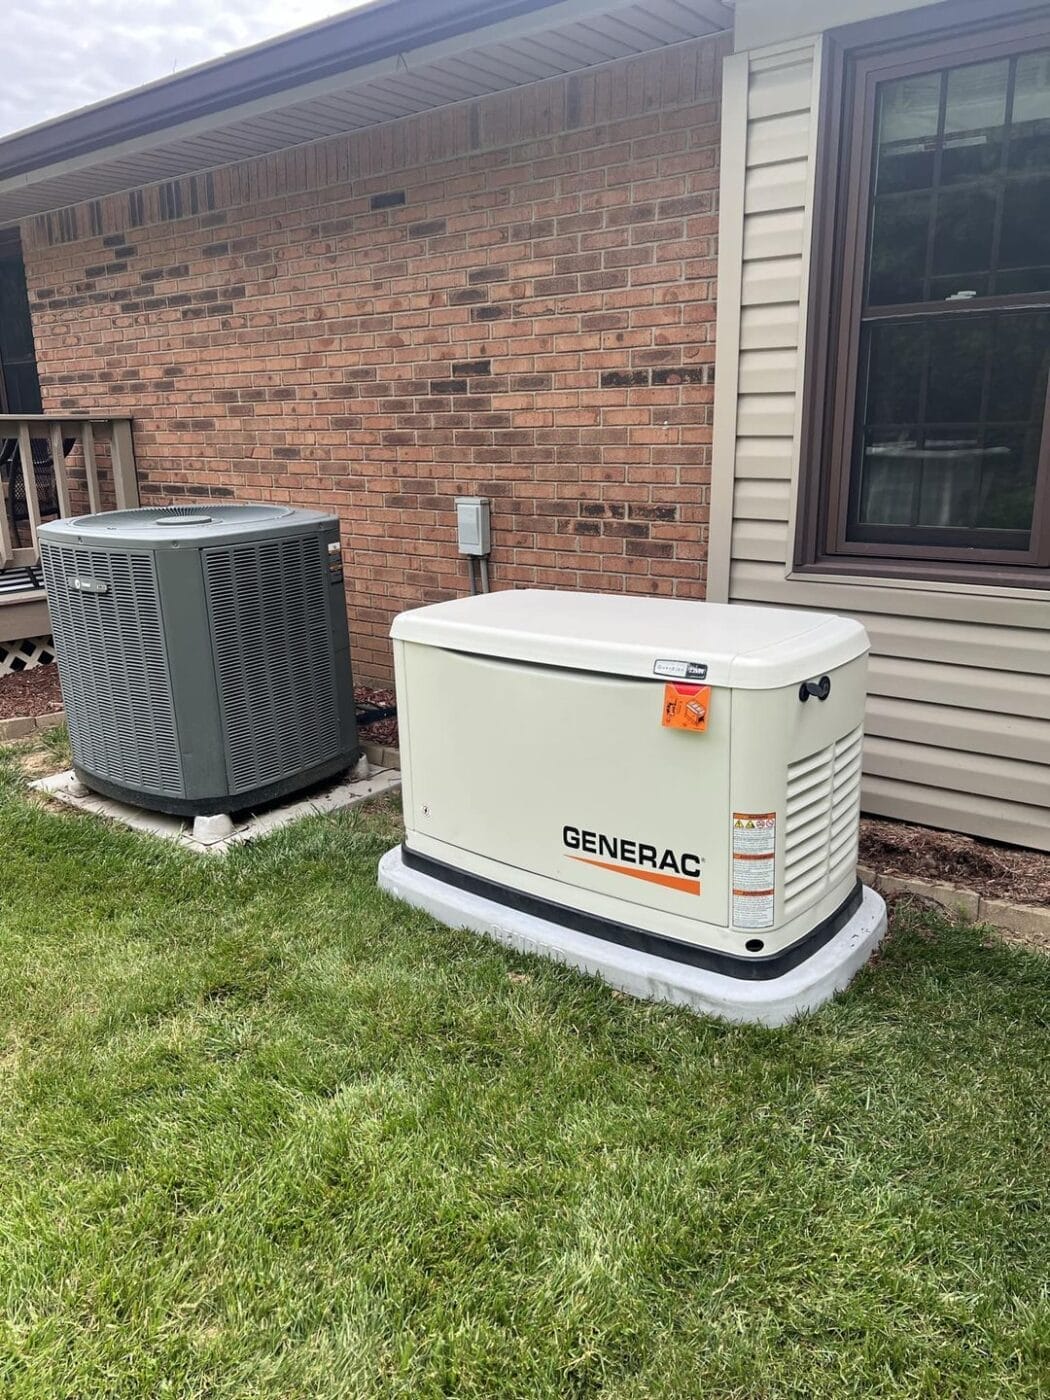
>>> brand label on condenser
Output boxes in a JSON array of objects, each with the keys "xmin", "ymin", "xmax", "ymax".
[
  {"xmin": 653, "ymin": 658, "xmax": 708, "ymax": 681},
  {"xmin": 563, "ymin": 825, "xmax": 701, "ymax": 895}
]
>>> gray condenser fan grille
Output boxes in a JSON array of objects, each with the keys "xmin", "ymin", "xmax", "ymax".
[
  {"xmin": 40, "ymin": 544, "xmax": 185, "ymax": 795},
  {"xmin": 204, "ymin": 535, "xmax": 340, "ymax": 795}
]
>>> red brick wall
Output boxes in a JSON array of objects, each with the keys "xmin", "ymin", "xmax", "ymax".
[{"xmin": 22, "ymin": 34, "xmax": 727, "ymax": 682}]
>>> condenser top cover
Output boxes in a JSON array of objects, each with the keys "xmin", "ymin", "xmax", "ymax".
[
  {"xmin": 41, "ymin": 503, "xmax": 333, "ymax": 549},
  {"xmin": 391, "ymin": 589, "xmax": 868, "ymax": 689}
]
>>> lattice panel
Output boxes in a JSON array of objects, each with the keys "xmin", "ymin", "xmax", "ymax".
[{"xmin": 0, "ymin": 636, "xmax": 55, "ymax": 677}]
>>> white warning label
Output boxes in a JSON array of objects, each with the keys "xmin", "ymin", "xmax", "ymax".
[{"xmin": 732, "ymin": 812, "xmax": 775, "ymax": 930}]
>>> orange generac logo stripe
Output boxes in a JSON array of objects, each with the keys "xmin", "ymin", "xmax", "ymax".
[{"xmin": 569, "ymin": 855, "xmax": 701, "ymax": 896}]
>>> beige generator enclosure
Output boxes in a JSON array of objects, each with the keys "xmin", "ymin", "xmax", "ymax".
[{"xmin": 382, "ymin": 591, "xmax": 884, "ymax": 993}]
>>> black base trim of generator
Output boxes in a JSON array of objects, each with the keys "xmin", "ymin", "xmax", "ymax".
[
  {"xmin": 401, "ymin": 843, "xmax": 864, "ymax": 982},
  {"xmin": 74, "ymin": 746, "xmax": 362, "ymax": 818}
]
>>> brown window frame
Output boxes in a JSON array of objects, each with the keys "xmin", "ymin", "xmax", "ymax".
[{"xmin": 795, "ymin": 0, "xmax": 1050, "ymax": 589}]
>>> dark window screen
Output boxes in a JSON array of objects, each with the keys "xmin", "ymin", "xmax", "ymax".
[{"xmin": 0, "ymin": 235, "xmax": 42, "ymax": 414}]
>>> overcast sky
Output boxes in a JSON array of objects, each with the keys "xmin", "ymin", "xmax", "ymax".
[{"xmin": 1, "ymin": 0, "xmax": 373, "ymax": 138}]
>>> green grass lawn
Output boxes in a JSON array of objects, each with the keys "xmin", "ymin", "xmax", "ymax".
[{"xmin": 0, "ymin": 735, "xmax": 1047, "ymax": 1399}]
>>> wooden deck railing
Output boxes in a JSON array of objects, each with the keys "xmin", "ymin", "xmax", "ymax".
[{"xmin": 0, "ymin": 415, "xmax": 138, "ymax": 573}]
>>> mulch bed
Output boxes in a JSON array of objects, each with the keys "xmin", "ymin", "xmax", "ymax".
[
  {"xmin": 0, "ymin": 663, "xmax": 63, "ymax": 720},
  {"xmin": 0, "ymin": 667, "xmax": 400, "ymax": 744},
  {"xmin": 354, "ymin": 685, "xmax": 398, "ymax": 749},
  {"xmin": 860, "ymin": 817, "xmax": 1050, "ymax": 907}
]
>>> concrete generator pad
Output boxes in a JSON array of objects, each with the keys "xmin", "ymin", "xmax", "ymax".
[
  {"xmin": 378, "ymin": 846, "xmax": 888, "ymax": 1027},
  {"xmin": 33, "ymin": 764, "xmax": 401, "ymax": 854}
]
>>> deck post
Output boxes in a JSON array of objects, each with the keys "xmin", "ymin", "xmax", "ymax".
[
  {"xmin": 16, "ymin": 422, "xmax": 43, "ymax": 554},
  {"xmin": 80, "ymin": 423, "xmax": 102, "ymax": 515},
  {"xmin": 0, "ymin": 467, "xmax": 13, "ymax": 570},
  {"xmin": 108, "ymin": 419, "xmax": 140, "ymax": 510}
]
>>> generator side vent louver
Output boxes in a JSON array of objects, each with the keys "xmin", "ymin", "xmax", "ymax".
[
  {"xmin": 41, "ymin": 545, "xmax": 184, "ymax": 794},
  {"xmin": 783, "ymin": 724, "xmax": 863, "ymax": 918},
  {"xmin": 204, "ymin": 536, "xmax": 341, "ymax": 795}
]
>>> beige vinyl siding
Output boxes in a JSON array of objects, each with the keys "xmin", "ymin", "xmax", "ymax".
[
  {"xmin": 709, "ymin": 22, "xmax": 1050, "ymax": 851},
  {"xmin": 734, "ymin": 0, "xmax": 944, "ymax": 52}
]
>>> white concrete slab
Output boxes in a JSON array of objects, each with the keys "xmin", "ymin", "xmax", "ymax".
[
  {"xmin": 378, "ymin": 846, "xmax": 888, "ymax": 1027},
  {"xmin": 32, "ymin": 765, "xmax": 401, "ymax": 854}
]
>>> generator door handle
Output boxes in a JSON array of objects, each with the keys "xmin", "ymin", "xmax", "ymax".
[{"xmin": 799, "ymin": 675, "xmax": 831, "ymax": 702}]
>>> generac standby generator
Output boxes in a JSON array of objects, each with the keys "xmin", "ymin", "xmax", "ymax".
[
  {"xmin": 378, "ymin": 590, "xmax": 887, "ymax": 1025},
  {"xmin": 39, "ymin": 504, "xmax": 360, "ymax": 817}
]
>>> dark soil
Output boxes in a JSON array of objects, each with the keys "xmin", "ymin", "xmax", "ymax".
[
  {"xmin": 0, "ymin": 663, "xmax": 62, "ymax": 720},
  {"xmin": 353, "ymin": 685, "xmax": 397, "ymax": 749},
  {"xmin": 860, "ymin": 816, "xmax": 1050, "ymax": 907}
]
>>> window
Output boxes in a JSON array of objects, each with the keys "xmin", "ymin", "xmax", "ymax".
[
  {"xmin": 798, "ymin": 5, "xmax": 1050, "ymax": 585},
  {"xmin": 0, "ymin": 230, "xmax": 42, "ymax": 414}
]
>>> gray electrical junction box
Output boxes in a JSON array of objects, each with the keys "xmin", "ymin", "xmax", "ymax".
[{"xmin": 454, "ymin": 496, "xmax": 491, "ymax": 556}]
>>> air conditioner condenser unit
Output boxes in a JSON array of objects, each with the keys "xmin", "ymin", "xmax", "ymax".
[
  {"xmin": 40, "ymin": 504, "xmax": 360, "ymax": 823},
  {"xmin": 378, "ymin": 590, "xmax": 887, "ymax": 1025}
]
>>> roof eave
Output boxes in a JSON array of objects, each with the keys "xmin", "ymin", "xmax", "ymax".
[{"xmin": 0, "ymin": 0, "xmax": 569, "ymax": 182}]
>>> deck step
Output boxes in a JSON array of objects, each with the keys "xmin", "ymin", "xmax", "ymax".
[{"xmin": 0, "ymin": 566, "xmax": 44, "ymax": 596}]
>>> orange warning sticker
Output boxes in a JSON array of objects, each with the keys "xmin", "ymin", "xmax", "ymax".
[{"xmin": 662, "ymin": 683, "xmax": 710, "ymax": 732}]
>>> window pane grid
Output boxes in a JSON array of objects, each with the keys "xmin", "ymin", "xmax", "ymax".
[
  {"xmin": 866, "ymin": 49, "xmax": 1050, "ymax": 308},
  {"xmin": 984, "ymin": 59, "xmax": 1018, "ymax": 291},
  {"xmin": 917, "ymin": 69, "xmax": 948, "ymax": 308},
  {"xmin": 849, "ymin": 309, "xmax": 1048, "ymax": 546}
]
